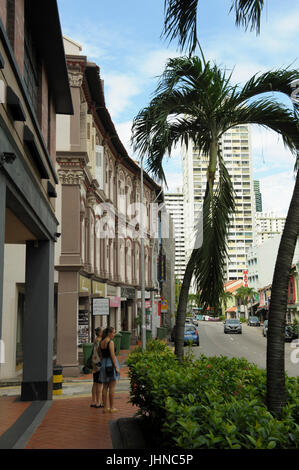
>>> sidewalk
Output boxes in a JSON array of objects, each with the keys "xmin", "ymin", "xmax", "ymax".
[{"xmin": 0, "ymin": 345, "xmax": 138, "ymax": 449}]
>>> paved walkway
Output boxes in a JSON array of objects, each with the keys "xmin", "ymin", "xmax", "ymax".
[{"xmin": 0, "ymin": 346, "xmax": 137, "ymax": 449}]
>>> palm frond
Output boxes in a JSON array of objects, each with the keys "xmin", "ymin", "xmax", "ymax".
[
  {"xmin": 234, "ymin": 69, "xmax": 299, "ymax": 104},
  {"xmin": 230, "ymin": 0, "xmax": 264, "ymax": 34},
  {"xmin": 162, "ymin": 0, "xmax": 265, "ymax": 55},
  {"xmin": 162, "ymin": 0, "xmax": 198, "ymax": 54},
  {"xmin": 219, "ymin": 99, "xmax": 299, "ymax": 157}
]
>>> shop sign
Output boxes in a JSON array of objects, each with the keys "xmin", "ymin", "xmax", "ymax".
[
  {"xmin": 79, "ymin": 275, "xmax": 91, "ymax": 293},
  {"xmin": 145, "ymin": 301, "xmax": 152, "ymax": 309},
  {"xmin": 243, "ymin": 270, "xmax": 248, "ymax": 287},
  {"xmin": 121, "ymin": 287, "xmax": 135, "ymax": 299},
  {"xmin": 137, "ymin": 290, "xmax": 151, "ymax": 299},
  {"xmin": 107, "ymin": 284, "xmax": 118, "ymax": 296},
  {"xmin": 109, "ymin": 296, "xmax": 121, "ymax": 308},
  {"xmin": 92, "ymin": 280, "xmax": 106, "ymax": 296},
  {"xmin": 161, "ymin": 298, "xmax": 168, "ymax": 312},
  {"xmin": 92, "ymin": 298, "xmax": 110, "ymax": 316}
]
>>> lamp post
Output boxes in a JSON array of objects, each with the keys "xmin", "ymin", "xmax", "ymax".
[{"xmin": 140, "ymin": 155, "xmax": 146, "ymax": 351}]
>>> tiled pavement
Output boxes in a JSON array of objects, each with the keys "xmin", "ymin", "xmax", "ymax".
[{"xmin": 0, "ymin": 346, "xmax": 137, "ymax": 449}]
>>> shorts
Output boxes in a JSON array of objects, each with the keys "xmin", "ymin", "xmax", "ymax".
[{"xmin": 93, "ymin": 371, "xmax": 101, "ymax": 383}]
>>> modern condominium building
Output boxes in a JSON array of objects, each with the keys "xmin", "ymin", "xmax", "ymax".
[
  {"xmin": 255, "ymin": 211, "xmax": 286, "ymax": 245},
  {"xmin": 164, "ymin": 189, "xmax": 186, "ymax": 283},
  {"xmin": 182, "ymin": 124, "xmax": 255, "ymax": 282}
]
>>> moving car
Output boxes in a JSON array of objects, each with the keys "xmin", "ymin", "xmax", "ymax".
[
  {"xmin": 184, "ymin": 324, "xmax": 200, "ymax": 346},
  {"xmin": 224, "ymin": 319, "xmax": 242, "ymax": 334},
  {"xmin": 248, "ymin": 316, "xmax": 260, "ymax": 327}
]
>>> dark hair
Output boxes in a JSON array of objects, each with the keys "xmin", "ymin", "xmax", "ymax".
[
  {"xmin": 102, "ymin": 326, "xmax": 115, "ymax": 340},
  {"xmin": 95, "ymin": 327, "xmax": 102, "ymax": 336}
]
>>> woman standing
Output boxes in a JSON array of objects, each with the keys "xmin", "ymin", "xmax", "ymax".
[
  {"xmin": 90, "ymin": 327, "xmax": 104, "ymax": 408},
  {"xmin": 99, "ymin": 327, "xmax": 120, "ymax": 413}
]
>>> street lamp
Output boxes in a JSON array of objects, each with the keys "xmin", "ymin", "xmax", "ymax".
[{"xmin": 140, "ymin": 155, "xmax": 146, "ymax": 351}]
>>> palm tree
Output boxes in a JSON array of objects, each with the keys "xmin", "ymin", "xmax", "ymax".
[
  {"xmin": 131, "ymin": 56, "xmax": 299, "ymax": 364},
  {"xmin": 162, "ymin": 0, "xmax": 265, "ymax": 54},
  {"xmin": 221, "ymin": 290, "xmax": 234, "ymax": 317},
  {"xmin": 235, "ymin": 286, "xmax": 257, "ymax": 318}
]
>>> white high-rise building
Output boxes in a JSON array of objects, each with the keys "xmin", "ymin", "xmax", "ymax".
[
  {"xmin": 255, "ymin": 212, "xmax": 286, "ymax": 245},
  {"xmin": 164, "ymin": 189, "xmax": 186, "ymax": 283},
  {"xmin": 182, "ymin": 124, "xmax": 255, "ymax": 281}
]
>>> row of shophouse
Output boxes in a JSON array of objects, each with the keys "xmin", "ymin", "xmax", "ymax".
[{"xmin": 0, "ymin": 1, "xmax": 175, "ymax": 400}]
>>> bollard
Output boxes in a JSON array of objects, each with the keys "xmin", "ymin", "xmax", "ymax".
[{"xmin": 53, "ymin": 365, "xmax": 63, "ymax": 396}]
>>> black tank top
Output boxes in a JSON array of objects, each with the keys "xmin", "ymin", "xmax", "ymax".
[{"xmin": 101, "ymin": 340, "xmax": 111, "ymax": 358}]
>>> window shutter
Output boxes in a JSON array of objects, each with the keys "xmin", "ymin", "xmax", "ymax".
[{"xmin": 96, "ymin": 145, "xmax": 104, "ymax": 189}]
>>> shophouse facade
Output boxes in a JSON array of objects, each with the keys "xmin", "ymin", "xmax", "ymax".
[
  {"xmin": 55, "ymin": 37, "xmax": 162, "ymax": 376},
  {"xmin": 0, "ymin": 1, "xmax": 73, "ymax": 399}
]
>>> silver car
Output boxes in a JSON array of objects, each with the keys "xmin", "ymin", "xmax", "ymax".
[
  {"xmin": 262, "ymin": 320, "xmax": 268, "ymax": 337},
  {"xmin": 224, "ymin": 319, "xmax": 242, "ymax": 334}
]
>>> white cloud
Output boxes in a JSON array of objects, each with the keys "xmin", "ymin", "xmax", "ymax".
[
  {"xmin": 259, "ymin": 171, "xmax": 296, "ymax": 216},
  {"xmin": 114, "ymin": 120, "xmax": 134, "ymax": 155},
  {"xmin": 251, "ymin": 125, "xmax": 295, "ymax": 172},
  {"xmin": 103, "ymin": 74, "xmax": 141, "ymax": 119},
  {"xmin": 139, "ymin": 48, "xmax": 180, "ymax": 78}
]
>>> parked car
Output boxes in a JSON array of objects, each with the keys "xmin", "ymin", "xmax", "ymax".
[
  {"xmin": 208, "ymin": 316, "xmax": 220, "ymax": 322},
  {"xmin": 184, "ymin": 324, "xmax": 200, "ymax": 346},
  {"xmin": 262, "ymin": 321, "xmax": 296, "ymax": 342},
  {"xmin": 248, "ymin": 316, "xmax": 260, "ymax": 327},
  {"xmin": 262, "ymin": 320, "xmax": 268, "ymax": 337},
  {"xmin": 224, "ymin": 319, "xmax": 242, "ymax": 334},
  {"xmin": 285, "ymin": 326, "xmax": 295, "ymax": 342}
]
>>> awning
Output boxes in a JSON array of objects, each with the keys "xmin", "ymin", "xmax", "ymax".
[{"xmin": 226, "ymin": 306, "xmax": 237, "ymax": 312}]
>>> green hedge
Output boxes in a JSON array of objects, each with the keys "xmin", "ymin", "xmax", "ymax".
[{"xmin": 127, "ymin": 339, "xmax": 299, "ymax": 449}]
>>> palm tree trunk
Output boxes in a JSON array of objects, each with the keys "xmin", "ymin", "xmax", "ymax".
[
  {"xmin": 174, "ymin": 249, "xmax": 197, "ymax": 361},
  {"xmin": 267, "ymin": 169, "xmax": 299, "ymax": 417}
]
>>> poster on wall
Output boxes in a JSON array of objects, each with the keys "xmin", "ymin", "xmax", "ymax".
[{"xmin": 78, "ymin": 309, "xmax": 89, "ymax": 345}]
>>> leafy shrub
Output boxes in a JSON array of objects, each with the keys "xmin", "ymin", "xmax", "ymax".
[{"xmin": 127, "ymin": 339, "xmax": 299, "ymax": 449}]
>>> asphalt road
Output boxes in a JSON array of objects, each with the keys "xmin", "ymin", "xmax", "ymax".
[{"xmin": 189, "ymin": 321, "xmax": 299, "ymax": 377}]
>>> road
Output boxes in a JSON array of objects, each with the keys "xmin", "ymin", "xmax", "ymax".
[{"xmin": 189, "ymin": 321, "xmax": 299, "ymax": 377}]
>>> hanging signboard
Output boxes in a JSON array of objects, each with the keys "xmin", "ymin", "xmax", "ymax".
[
  {"xmin": 243, "ymin": 270, "xmax": 248, "ymax": 288},
  {"xmin": 92, "ymin": 298, "xmax": 109, "ymax": 316},
  {"xmin": 109, "ymin": 296, "xmax": 121, "ymax": 308}
]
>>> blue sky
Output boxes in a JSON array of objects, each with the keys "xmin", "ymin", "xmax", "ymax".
[{"xmin": 57, "ymin": 0, "xmax": 299, "ymax": 215}]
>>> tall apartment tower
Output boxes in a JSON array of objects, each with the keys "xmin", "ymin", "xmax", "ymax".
[
  {"xmin": 164, "ymin": 189, "xmax": 186, "ymax": 283},
  {"xmin": 255, "ymin": 212, "xmax": 286, "ymax": 245},
  {"xmin": 254, "ymin": 180, "xmax": 263, "ymax": 212},
  {"xmin": 182, "ymin": 124, "xmax": 255, "ymax": 281}
]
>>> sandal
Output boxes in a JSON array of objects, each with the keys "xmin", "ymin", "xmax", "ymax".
[
  {"xmin": 110, "ymin": 408, "xmax": 118, "ymax": 413},
  {"xmin": 90, "ymin": 404, "xmax": 96, "ymax": 408},
  {"xmin": 103, "ymin": 408, "xmax": 110, "ymax": 413}
]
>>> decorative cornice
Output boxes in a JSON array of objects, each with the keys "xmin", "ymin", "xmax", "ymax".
[
  {"xmin": 68, "ymin": 70, "xmax": 84, "ymax": 88},
  {"xmin": 58, "ymin": 168, "xmax": 84, "ymax": 186}
]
